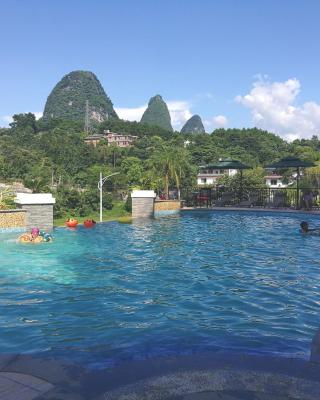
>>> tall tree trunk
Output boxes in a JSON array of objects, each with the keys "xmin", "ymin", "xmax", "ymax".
[{"xmin": 165, "ymin": 174, "xmax": 169, "ymax": 199}]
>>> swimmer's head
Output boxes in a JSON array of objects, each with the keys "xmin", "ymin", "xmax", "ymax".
[
  {"xmin": 31, "ymin": 227, "xmax": 40, "ymax": 237},
  {"xmin": 300, "ymin": 221, "xmax": 309, "ymax": 232}
]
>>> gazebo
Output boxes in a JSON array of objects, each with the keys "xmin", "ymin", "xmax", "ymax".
[{"xmin": 266, "ymin": 156, "xmax": 315, "ymax": 208}]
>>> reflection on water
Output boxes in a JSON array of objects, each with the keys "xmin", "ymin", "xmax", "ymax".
[{"xmin": 0, "ymin": 212, "xmax": 320, "ymax": 368}]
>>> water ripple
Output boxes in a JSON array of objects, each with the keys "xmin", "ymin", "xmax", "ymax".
[{"xmin": 0, "ymin": 212, "xmax": 320, "ymax": 368}]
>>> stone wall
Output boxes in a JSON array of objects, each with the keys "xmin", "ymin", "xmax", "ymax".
[
  {"xmin": 17, "ymin": 204, "xmax": 54, "ymax": 231},
  {"xmin": 132, "ymin": 198, "xmax": 154, "ymax": 218},
  {"xmin": 0, "ymin": 209, "xmax": 26, "ymax": 229},
  {"xmin": 154, "ymin": 200, "xmax": 181, "ymax": 213}
]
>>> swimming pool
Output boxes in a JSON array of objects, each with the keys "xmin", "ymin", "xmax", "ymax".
[{"xmin": 0, "ymin": 211, "xmax": 319, "ymax": 369}]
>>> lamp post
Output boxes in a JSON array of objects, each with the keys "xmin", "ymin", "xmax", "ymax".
[{"xmin": 98, "ymin": 172, "xmax": 120, "ymax": 222}]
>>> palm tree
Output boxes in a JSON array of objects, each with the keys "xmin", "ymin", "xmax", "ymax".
[{"xmin": 149, "ymin": 143, "xmax": 190, "ymax": 199}]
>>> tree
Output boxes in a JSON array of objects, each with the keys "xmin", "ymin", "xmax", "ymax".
[
  {"xmin": 149, "ymin": 141, "xmax": 193, "ymax": 199},
  {"xmin": 218, "ymin": 167, "xmax": 266, "ymax": 199},
  {"xmin": 10, "ymin": 113, "xmax": 37, "ymax": 133},
  {"xmin": 120, "ymin": 157, "xmax": 144, "ymax": 188}
]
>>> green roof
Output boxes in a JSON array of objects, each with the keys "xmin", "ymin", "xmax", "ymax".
[
  {"xmin": 266, "ymin": 156, "xmax": 315, "ymax": 169},
  {"xmin": 200, "ymin": 159, "xmax": 251, "ymax": 170}
]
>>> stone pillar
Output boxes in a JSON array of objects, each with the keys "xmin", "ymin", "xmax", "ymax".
[
  {"xmin": 131, "ymin": 190, "xmax": 156, "ymax": 219},
  {"xmin": 14, "ymin": 193, "xmax": 56, "ymax": 231}
]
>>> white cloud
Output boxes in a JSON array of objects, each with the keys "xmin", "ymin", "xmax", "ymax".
[
  {"xmin": 167, "ymin": 100, "xmax": 192, "ymax": 130},
  {"xmin": 116, "ymin": 100, "xmax": 193, "ymax": 131},
  {"xmin": 213, "ymin": 115, "xmax": 228, "ymax": 127},
  {"xmin": 0, "ymin": 112, "xmax": 43, "ymax": 127},
  {"xmin": 115, "ymin": 105, "xmax": 147, "ymax": 122},
  {"xmin": 33, "ymin": 112, "xmax": 43, "ymax": 120},
  {"xmin": 1, "ymin": 115, "xmax": 13, "ymax": 124},
  {"xmin": 236, "ymin": 77, "xmax": 320, "ymax": 141},
  {"xmin": 203, "ymin": 115, "xmax": 228, "ymax": 131}
]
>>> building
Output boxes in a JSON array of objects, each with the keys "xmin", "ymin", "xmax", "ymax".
[
  {"xmin": 84, "ymin": 130, "xmax": 138, "ymax": 148},
  {"xmin": 197, "ymin": 165, "xmax": 237, "ymax": 186},
  {"xmin": 264, "ymin": 174, "xmax": 287, "ymax": 188},
  {"xmin": 105, "ymin": 131, "xmax": 138, "ymax": 147},
  {"xmin": 84, "ymin": 134, "xmax": 106, "ymax": 147}
]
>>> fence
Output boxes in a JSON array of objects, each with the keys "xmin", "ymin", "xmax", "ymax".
[{"xmin": 182, "ymin": 187, "xmax": 320, "ymax": 210}]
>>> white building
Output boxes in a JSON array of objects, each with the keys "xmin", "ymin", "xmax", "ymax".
[
  {"xmin": 197, "ymin": 166, "xmax": 237, "ymax": 186},
  {"xmin": 264, "ymin": 174, "xmax": 287, "ymax": 188}
]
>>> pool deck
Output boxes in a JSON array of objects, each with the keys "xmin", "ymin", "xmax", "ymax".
[{"xmin": 1, "ymin": 352, "xmax": 320, "ymax": 399}]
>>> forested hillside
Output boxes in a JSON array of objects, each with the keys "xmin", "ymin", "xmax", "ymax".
[
  {"xmin": 43, "ymin": 71, "xmax": 118, "ymax": 122},
  {"xmin": 1, "ymin": 112, "xmax": 320, "ymax": 217},
  {"xmin": 140, "ymin": 95, "xmax": 173, "ymax": 131}
]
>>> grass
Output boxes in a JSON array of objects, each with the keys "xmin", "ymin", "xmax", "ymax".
[{"xmin": 54, "ymin": 201, "xmax": 130, "ymax": 227}]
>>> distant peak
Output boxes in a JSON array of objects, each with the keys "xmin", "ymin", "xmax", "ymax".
[
  {"xmin": 43, "ymin": 70, "xmax": 118, "ymax": 122},
  {"xmin": 181, "ymin": 114, "xmax": 205, "ymax": 134},
  {"xmin": 141, "ymin": 94, "xmax": 173, "ymax": 132}
]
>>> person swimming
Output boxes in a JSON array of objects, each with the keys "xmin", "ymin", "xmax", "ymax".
[
  {"xmin": 18, "ymin": 227, "xmax": 52, "ymax": 243},
  {"xmin": 300, "ymin": 221, "xmax": 320, "ymax": 234}
]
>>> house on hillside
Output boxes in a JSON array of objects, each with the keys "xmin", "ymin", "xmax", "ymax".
[
  {"xmin": 197, "ymin": 164, "xmax": 237, "ymax": 186},
  {"xmin": 84, "ymin": 134, "xmax": 105, "ymax": 147},
  {"xmin": 84, "ymin": 130, "xmax": 138, "ymax": 148},
  {"xmin": 264, "ymin": 173, "xmax": 287, "ymax": 188}
]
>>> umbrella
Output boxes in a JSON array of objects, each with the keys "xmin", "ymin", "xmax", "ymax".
[
  {"xmin": 203, "ymin": 158, "xmax": 251, "ymax": 170},
  {"xmin": 266, "ymin": 156, "xmax": 315, "ymax": 207},
  {"xmin": 201, "ymin": 158, "xmax": 251, "ymax": 199}
]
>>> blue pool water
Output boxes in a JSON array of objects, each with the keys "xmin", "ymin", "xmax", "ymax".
[{"xmin": 0, "ymin": 211, "xmax": 320, "ymax": 369}]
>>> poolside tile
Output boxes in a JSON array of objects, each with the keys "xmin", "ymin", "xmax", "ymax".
[
  {"xmin": 0, "ymin": 372, "xmax": 53, "ymax": 400},
  {"xmin": 0, "ymin": 355, "xmax": 18, "ymax": 370}
]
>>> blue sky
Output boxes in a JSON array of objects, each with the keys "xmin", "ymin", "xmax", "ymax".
[{"xmin": 1, "ymin": 0, "xmax": 320, "ymax": 139}]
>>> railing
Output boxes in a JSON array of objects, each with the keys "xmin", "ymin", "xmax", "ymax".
[{"xmin": 182, "ymin": 187, "xmax": 320, "ymax": 210}]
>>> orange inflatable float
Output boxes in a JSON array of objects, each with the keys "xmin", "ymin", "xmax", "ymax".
[
  {"xmin": 66, "ymin": 218, "xmax": 78, "ymax": 228},
  {"xmin": 19, "ymin": 233, "xmax": 32, "ymax": 243},
  {"xmin": 84, "ymin": 219, "xmax": 96, "ymax": 228}
]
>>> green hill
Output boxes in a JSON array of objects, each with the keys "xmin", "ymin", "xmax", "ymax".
[
  {"xmin": 42, "ymin": 70, "xmax": 118, "ymax": 123},
  {"xmin": 181, "ymin": 115, "xmax": 205, "ymax": 134},
  {"xmin": 140, "ymin": 95, "xmax": 173, "ymax": 132}
]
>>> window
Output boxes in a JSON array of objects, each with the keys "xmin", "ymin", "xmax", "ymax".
[
  {"xmin": 201, "ymin": 178, "xmax": 207, "ymax": 183},
  {"xmin": 271, "ymin": 179, "xmax": 277, "ymax": 186}
]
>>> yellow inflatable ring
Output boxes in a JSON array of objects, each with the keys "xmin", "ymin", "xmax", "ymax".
[
  {"xmin": 33, "ymin": 236, "xmax": 44, "ymax": 244},
  {"xmin": 19, "ymin": 234, "xmax": 32, "ymax": 243}
]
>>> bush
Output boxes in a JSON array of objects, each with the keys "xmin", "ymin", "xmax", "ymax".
[
  {"xmin": 53, "ymin": 186, "xmax": 113, "ymax": 218},
  {"xmin": 124, "ymin": 192, "xmax": 132, "ymax": 212}
]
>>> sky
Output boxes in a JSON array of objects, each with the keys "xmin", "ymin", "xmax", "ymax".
[{"xmin": 1, "ymin": 0, "xmax": 320, "ymax": 140}]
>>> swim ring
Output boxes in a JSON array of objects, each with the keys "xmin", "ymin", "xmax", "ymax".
[
  {"xmin": 33, "ymin": 236, "xmax": 44, "ymax": 243},
  {"xmin": 66, "ymin": 218, "xmax": 78, "ymax": 228},
  {"xmin": 19, "ymin": 228, "xmax": 53, "ymax": 244},
  {"xmin": 19, "ymin": 233, "xmax": 32, "ymax": 243},
  {"xmin": 84, "ymin": 219, "xmax": 96, "ymax": 228}
]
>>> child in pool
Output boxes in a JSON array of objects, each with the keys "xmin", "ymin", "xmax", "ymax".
[
  {"xmin": 300, "ymin": 221, "xmax": 320, "ymax": 234},
  {"xmin": 19, "ymin": 227, "xmax": 46, "ymax": 243}
]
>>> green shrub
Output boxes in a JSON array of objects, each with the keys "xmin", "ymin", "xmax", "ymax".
[{"xmin": 124, "ymin": 192, "xmax": 132, "ymax": 212}]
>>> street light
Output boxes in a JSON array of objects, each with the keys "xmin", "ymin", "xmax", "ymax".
[{"xmin": 98, "ymin": 172, "xmax": 120, "ymax": 222}]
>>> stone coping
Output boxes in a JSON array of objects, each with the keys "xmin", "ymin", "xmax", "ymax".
[
  {"xmin": 0, "ymin": 372, "xmax": 54, "ymax": 400},
  {"xmin": 0, "ymin": 209, "xmax": 26, "ymax": 213},
  {"xmin": 131, "ymin": 190, "xmax": 156, "ymax": 198},
  {"xmin": 14, "ymin": 193, "xmax": 56, "ymax": 205},
  {"xmin": 154, "ymin": 200, "xmax": 181, "ymax": 203},
  {"xmin": 182, "ymin": 207, "xmax": 320, "ymax": 215},
  {"xmin": 1, "ymin": 352, "xmax": 320, "ymax": 399}
]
